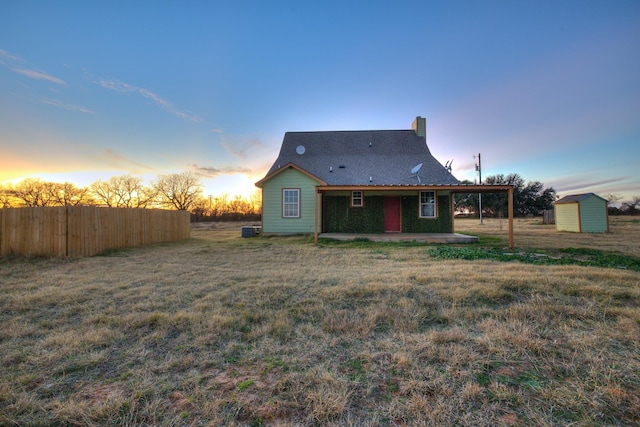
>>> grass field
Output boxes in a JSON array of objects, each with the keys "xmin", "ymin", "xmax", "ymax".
[{"xmin": 1, "ymin": 217, "xmax": 639, "ymax": 426}]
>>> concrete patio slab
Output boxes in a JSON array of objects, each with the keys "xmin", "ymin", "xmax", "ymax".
[{"xmin": 318, "ymin": 233, "xmax": 479, "ymax": 244}]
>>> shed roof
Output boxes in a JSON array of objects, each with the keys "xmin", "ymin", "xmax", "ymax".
[
  {"xmin": 258, "ymin": 129, "xmax": 459, "ymax": 187},
  {"xmin": 555, "ymin": 193, "xmax": 607, "ymax": 204}
]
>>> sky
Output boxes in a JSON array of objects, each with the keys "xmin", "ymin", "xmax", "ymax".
[{"xmin": 1, "ymin": 1, "xmax": 639, "ymax": 203}]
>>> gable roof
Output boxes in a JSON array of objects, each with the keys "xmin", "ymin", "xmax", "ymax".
[
  {"xmin": 254, "ymin": 162, "xmax": 326, "ymax": 187},
  {"xmin": 259, "ymin": 129, "xmax": 459, "ymax": 187},
  {"xmin": 555, "ymin": 193, "xmax": 607, "ymax": 204}
]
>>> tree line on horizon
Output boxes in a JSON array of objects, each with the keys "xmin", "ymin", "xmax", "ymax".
[
  {"xmin": 455, "ymin": 173, "xmax": 557, "ymax": 217},
  {"xmin": 0, "ymin": 171, "xmax": 262, "ymax": 220},
  {"xmin": 1, "ymin": 171, "xmax": 637, "ymax": 218},
  {"xmin": 455, "ymin": 173, "xmax": 639, "ymax": 217}
]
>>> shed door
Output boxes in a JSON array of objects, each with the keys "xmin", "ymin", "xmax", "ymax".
[{"xmin": 384, "ymin": 197, "xmax": 401, "ymax": 232}]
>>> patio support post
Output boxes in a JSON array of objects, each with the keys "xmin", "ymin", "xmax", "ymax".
[
  {"xmin": 508, "ymin": 186, "xmax": 514, "ymax": 248},
  {"xmin": 314, "ymin": 187, "xmax": 319, "ymax": 245},
  {"xmin": 451, "ymin": 193, "xmax": 455, "ymax": 233}
]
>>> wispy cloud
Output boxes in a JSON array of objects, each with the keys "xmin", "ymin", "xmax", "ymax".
[
  {"xmin": 549, "ymin": 174, "xmax": 637, "ymax": 198},
  {"xmin": 0, "ymin": 49, "xmax": 67, "ymax": 85},
  {"xmin": 103, "ymin": 148, "xmax": 157, "ymax": 174},
  {"xmin": 220, "ymin": 135, "xmax": 269, "ymax": 160},
  {"xmin": 188, "ymin": 164, "xmax": 251, "ymax": 178},
  {"xmin": 97, "ymin": 78, "xmax": 201, "ymax": 122},
  {"xmin": 98, "ymin": 79, "xmax": 136, "ymax": 93},
  {"xmin": 12, "ymin": 68, "xmax": 67, "ymax": 85},
  {"xmin": 42, "ymin": 98, "xmax": 94, "ymax": 114},
  {"xmin": 0, "ymin": 49, "xmax": 22, "ymax": 64}
]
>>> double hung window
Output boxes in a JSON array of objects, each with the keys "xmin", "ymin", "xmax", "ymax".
[
  {"xmin": 282, "ymin": 189, "xmax": 300, "ymax": 218},
  {"xmin": 419, "ymin": 191, "xmax": 436, "ymax": 218},
  {"xmin": 351, "ymin": 191, "xmax": 363, "ymax": 207}
]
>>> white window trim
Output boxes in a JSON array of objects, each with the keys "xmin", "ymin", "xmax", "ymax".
[
  {"xmin": 282, "ymin": 188, "xmax": 300, "ymax": 218},
  {"xmin": 419, "ymin": 191, "xmax": 437, "ymax": 218},
  {"xmin": 351, "ymin": 191, "xmax": 363, "ymax": 207}
]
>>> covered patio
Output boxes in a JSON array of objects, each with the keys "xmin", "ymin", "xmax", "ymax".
[{"xmin": 314, "ymin": 184, "xmax": 515, "ymax": 247}]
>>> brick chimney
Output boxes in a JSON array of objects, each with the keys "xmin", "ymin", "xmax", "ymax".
[{"xmin": 412, "ymin": 116, "xmax": 426, "ymax": 139}]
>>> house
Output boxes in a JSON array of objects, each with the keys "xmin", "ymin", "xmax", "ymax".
[
  {"xmin": 255, "ymin": 116, "xmax": 515, "ymax": 246},
  {"xmin": 554, "ymin": 193, "xmax": 609, "ymax": 233}
]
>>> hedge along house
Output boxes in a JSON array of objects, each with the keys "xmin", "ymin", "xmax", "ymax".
[
  {"xmin": 256, "ymin": 117, "xmax": 515, "ymax": 247},
  {"xmin": 554, "ymin": 193, "xmax": 609, "ymax": 233}
]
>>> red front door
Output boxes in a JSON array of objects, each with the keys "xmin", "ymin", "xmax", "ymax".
[{"xmin": 384, "ymin": 197, "xmax": 401, "ymax": 232}]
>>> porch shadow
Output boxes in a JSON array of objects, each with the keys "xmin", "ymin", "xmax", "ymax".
[{"xmin": 318, "ymin": 232, "xmax": 478, "ymax": 244}]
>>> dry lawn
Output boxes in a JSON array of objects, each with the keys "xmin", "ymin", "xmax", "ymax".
[
  {"xmin": 457, "ymin": 215, "xmax": 640, "ymax": 257},
  {"xmin": 1, "ymin": 218, "xmax": 638, "ymax": 426}
]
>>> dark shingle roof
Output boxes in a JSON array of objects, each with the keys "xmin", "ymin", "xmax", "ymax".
[{"xmin": 262, "ymin": 130, "xmax": 459, "ymax": 186}]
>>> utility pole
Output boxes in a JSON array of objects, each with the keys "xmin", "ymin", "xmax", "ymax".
[{"xmin": 474, "ymin": 153, "xmax": 483, "ymax": 224}]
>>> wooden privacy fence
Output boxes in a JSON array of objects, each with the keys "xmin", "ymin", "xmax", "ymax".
[{"xmin": 0, "ymin": 207, "xmax": 191, "ymax": 257}]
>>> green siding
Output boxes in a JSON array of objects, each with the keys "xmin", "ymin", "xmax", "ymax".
[
  {"xmin": 402, "ymin": 194, "xmax": 452, "ymax": 233},
  {"xmin": 579, "ymin": 196, "xmax": 608, "ymax": 233},
  {"xmin": 323, "ymin": 196, "xmax": 385, "ymax": 232},
  {"xmin": 261, "ymin": 168, "xmax": 320, "ymax": 234},
  {"xmin": 322, "ymin": 192, "xmax": 452, "ymax": 233},
  {"xmin": 555, "ymin": 203, "xmax": 580, "ymax": 232}
]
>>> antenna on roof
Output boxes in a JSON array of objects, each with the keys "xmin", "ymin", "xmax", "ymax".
[
  {"xmin": 444, "ymin": 159, "xmax": 453, "ymax": 173},
  {"xmin": 410, "ymin": 163, "xmax": 423, "ymax": 184}
]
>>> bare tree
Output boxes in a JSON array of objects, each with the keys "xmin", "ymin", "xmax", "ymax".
[
  {"xmin": 51, "ymin": 182, "xmax": 90, "ymax": 206},
  {"xmin": 90, "ymin": 175, "xmax": 155, "ymax": 208},
  {"xmin": 113, "ymin": 175, "xmax": 156, "ymax": 208},
  {"xmin": 90, "ymin": 179, "xmax": 117, "ymax": 207},
  {"xmin": 210, "ymin": 193, "xmax": 229, "ymax": 217},
  {"xmin": 249, "ymin": 190, "xmax": 262, "ymax": 215},
  {"xmin": 191, "ymin": 197, "xmax": 209, "ymax": 220},
  {"xmin": 153, "ymin": 171, "xmax": 202, "ymax": 210},
  {"xmin": 13, "ymin": 178, "xmax": 57, "ymax": 207},
  {"xmin": 622, "ymin": 196, "xmax": 640, "ymax": 214},
  {"xmin": 0, "ymin": 184, "xmax": 16, "ymax": 208},
  {"xmin": 605, "ymin": 193, "xmax": 621, "ymax": 205},
  {"xmin": 226, "ymin": 195, "xmax": 245, "ymax": 214}
]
